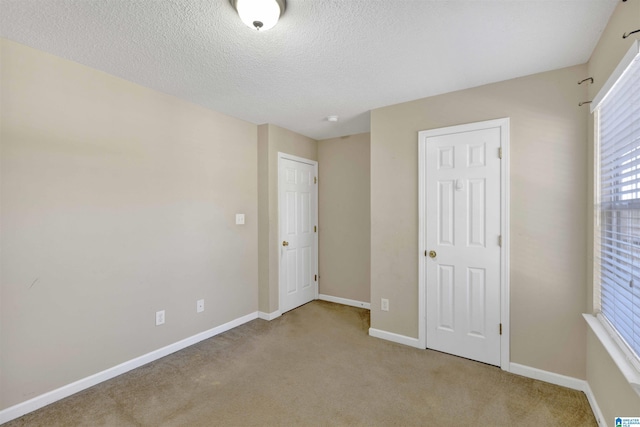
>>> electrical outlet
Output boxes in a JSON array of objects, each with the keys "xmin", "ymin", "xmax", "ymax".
[
  {"xmin": 235, "ymin": 214, "xmax": 245, "ymax": 225},
  {"xmin": 155, "ymin": 310, "xmax": 165, "ymax": 326},
  {"xmin": 381, "ymin": 298, "xmax": 389, "ymax": 312},
  {"xmin": 197, "ymin": 299, "xmax": 204, "ymax": 313}
]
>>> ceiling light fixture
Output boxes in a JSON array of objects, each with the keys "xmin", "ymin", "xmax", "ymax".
[
  {"xmin": 231, "ymin": 0, "xmax": 286, "ymax": 31},
  {"xmin": 327, "ymin": 115, "xmax": 339, "ymax": 122}
]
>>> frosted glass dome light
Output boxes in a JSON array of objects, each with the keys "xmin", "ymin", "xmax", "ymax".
[{"xmin": 232, "ymin": 0, "xmax": 286, "ymax": 31}]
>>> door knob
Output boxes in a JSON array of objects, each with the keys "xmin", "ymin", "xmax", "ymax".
[
  {"xmin": 428, "ymin": 250, "xmax": 437, "ymax": 258},
  {"xmin": 282, "ymin": 241, "xmax": 289, "ymax": 247}
]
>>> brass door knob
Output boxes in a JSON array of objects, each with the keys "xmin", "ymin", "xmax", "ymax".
[
  {"xmin": 282, "ymin": 241, "xmax": 289, "ymax": 247},
  {"xmin": 428, "ymin": 250, "xmax": 437, "ymax": 258}
]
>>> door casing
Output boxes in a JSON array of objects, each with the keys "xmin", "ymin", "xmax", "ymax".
[{"xmin": 418, "ymin": 118, "xmax": 510, "ymax": 370}]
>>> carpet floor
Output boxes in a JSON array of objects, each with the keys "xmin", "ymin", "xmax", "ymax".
[{"xmin": 5, "ymin": 301, "xmax": 596, "ymax": 426}]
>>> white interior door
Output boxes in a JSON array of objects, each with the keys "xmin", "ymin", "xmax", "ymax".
[
  {"xmin": 279, "ymin": 154, "xmax": 318, "ymax": 313},
  {"xmin": 424, "ymin": 125, "xmax": 502, "ymax": 366}
]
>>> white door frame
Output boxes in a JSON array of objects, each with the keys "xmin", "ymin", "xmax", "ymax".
[
  {"xmin": 277, "ymin": 152, "xmax": 319, "ymax": 313},
  {"xmin": 418, "ymin": 118, "xmax": 510, "ymax": 370}
]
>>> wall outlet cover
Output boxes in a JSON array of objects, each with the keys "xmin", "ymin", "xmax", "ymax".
[{"xmin": 155, "ymin": 310, "xmax": 165, "ymax": 326}]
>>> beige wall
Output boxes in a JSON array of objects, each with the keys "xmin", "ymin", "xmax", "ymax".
[
  {"xmin": 318, "ymin": 133, "xmax": 370, "ymax": 303},
  {"xmin": 257, "ymin": 124, "xmax": 270, "ymax": 313},
  {"xmin": 257, "ymin": 124, "xmax": 317, "ymax": 314},
  {"xmin": 586, "ymin": 1, "xmax": 640, "ymax": 423},
  {"xmin": 587, "ymin": 330, "xmax": 640, "ymax": 424},
  {"xmin": 0, "ymin": 39, "xmax": 258, "ymax": 410},
  {"xmin": 370, "ymin": 64, "xmax": 589, "ymax": 378}
]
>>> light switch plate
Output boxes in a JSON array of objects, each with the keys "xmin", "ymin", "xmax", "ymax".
[{"xmin": 235, "ymin": 214, "xmax": 245, "ymax": 225}]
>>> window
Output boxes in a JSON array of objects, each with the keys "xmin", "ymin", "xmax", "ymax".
[{"xmin": 594, "ymin": 40, "xmax": 640, "ymax": 367}]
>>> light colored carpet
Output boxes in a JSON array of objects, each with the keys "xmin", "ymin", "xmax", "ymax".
[{"xmin": 5, "ymin": 301, "xmax": 596, "ymax": 426}]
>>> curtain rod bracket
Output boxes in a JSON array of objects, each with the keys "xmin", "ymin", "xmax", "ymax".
[{"xmin": 623, "ymin": 29, "xmax": 639, "ymax": 39}]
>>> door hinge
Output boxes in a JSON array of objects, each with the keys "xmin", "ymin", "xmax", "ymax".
[
  {"xmin": 314, "ymin": 225, "xmax": 317, "ymax": 233},
  {"xmin": 499, "ymin": 323, "xmax": 502, "ymax": 335},
  {"xmin": 498, "ymin": 235, "xmax": 502, "ymax": 247},
  {"xmin": 498, "ymin": 147, "xmax": 503, "ymax": 159},
  {"xmin": 314, "ymin": 176, "xmax": 317, "ymax": 184},
  {"xmin": 314, "ymin": 274, "xmax": 317, "ymax": 282}
]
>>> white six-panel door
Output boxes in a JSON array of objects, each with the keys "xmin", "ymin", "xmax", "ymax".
[
  {"xmin": 422, "ymin": 124, "xmax": 504, "ymax": 366},
  {"xmin": 279, "ymin": 155, "xmax": 318, "ymax": 314}
]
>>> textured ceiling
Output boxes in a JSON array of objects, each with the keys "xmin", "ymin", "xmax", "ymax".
[{"xmin": 0, "ymin": 0, "xmax": 617, "ymax": 140}]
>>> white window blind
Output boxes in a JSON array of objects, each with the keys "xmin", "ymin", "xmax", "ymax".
[{"xmin": 596, "ymin": 44, "xmax": 640, "ymax": 362}]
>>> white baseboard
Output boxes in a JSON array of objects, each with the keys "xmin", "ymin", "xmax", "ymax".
[
  {"xmin": 1, "ymin": 315, "xmax": 607, "ymax": 427},
  {"xmin": 368, "ymin": 327, "xmax": 422, "ymax": 349},
  {"xmin": 509, "ymin": 362, "xmax": 586, "ymax": 391},
  {"xmin": 0, "ymin": 311, "xmax": 259, "ymax": 425},
  {"xmin": 319, "ymin": 294, "xmax": 370, "ymax": 310},
  {"xmin": 509, "ymin": 363, "xmax": 606, "ymax": 427},
  {"xmin": 583, "ymin": 382, "xmax": 608, "ymax": 427},
  {"xmin": 258, "ymin": 310, "xmax": 282, "ymax": 321}
]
